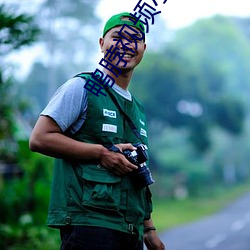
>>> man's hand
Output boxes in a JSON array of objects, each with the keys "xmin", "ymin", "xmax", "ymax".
[
  {"xmin": 144, "ymin": 230, "xmax": 165, "ymax": 250},
  {"xmin": 99, "ymin": 143, "xmax": 138, "ymax": 175}
]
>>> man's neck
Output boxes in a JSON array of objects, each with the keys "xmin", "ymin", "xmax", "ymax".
[{"xmin": 103, "ymin": 68, "xmax": 133, "ymax": 90}]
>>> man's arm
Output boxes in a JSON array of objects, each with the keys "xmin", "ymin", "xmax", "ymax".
[
  {"xmin": 144, "ymin": 218, "xmax": 165, "ymax": 250},
  {"xmin": 29, "ymin": 115, "xmax": 138, "ymax": 175}
]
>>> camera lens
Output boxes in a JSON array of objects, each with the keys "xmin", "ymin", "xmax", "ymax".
[
  {"xmin": 123, "ymin": 143, "xmax": 154, "ymax": 188},
  {"xmin": 136, "ymin": 164, "xmax": 155, "ymax": 188}
]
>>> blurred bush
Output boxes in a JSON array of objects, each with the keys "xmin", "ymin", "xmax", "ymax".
[{"xmin": 0, "ymin": 140, "xmax": 60, "ymax": 249}]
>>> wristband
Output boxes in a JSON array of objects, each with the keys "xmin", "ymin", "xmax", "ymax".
[{"xmin": 144, "ymin": 226, "xmax": 156, "ymax": 233}]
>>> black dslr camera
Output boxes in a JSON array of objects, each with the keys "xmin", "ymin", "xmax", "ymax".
[{"xmin": 123, "ymin": 143, "xmax": 154, "ymax": 188}]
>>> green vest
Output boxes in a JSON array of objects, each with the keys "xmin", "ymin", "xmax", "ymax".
[{"xmin": 47, "ymin": 73, "xmax": 152, "ymax": 239}]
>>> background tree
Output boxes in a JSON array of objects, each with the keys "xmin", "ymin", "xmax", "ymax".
[
  {"xmin": 18, "ymin": 0, "xmax": 102, "ymax": 115},
  {"xmin": 35, "ymin": 0, "xmax": 101, "ymax": 100},
  {"xmin": 131, "ymin": 15, "xmax": 250, "ymax": 196},
  {"xmin": 0, "ymin": 3, "xmax": 39, "ymax": 161},
  {"xmin": 132, "ymin": 15, "xmax": 249, "ymax": 153},
  {"xmin": 0, "ymin": 4, "xmax": 59, "ymax": 250},
  {"xmin": 0, "ymin": 4, "xmax": 39, "ymax": 56}
]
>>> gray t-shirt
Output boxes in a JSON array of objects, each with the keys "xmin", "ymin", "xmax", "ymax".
[{"xmin": 41, "ymin": 77, "xmax": 132, "ymax": 134}]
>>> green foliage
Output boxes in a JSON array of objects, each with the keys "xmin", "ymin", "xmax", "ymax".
[
  {"xmin": 132, "ymin": 51, "xmax": 200, "ymax": 127},
  {"xmin": 132, "ymin": 15, "xmax": 250, "ymax": 203},
  {"xmin": 0, "ymin": 74, "xmax": 34, "ymax": 161},
  {"xmin": 0, "ymin": 76, "xmax": 15, "ymax": 140},
  {"xmin": 0, "ymin": 75, "xmax": 18, "ymax": 161},
  {"xmin": 188, "ymin": 119, "xmax": 211, "ymax": 153},
  {"xmin": 0, "ymin": 4, "xmax": 40, "ymax": 55},
  {"xmin": 19, "ymin": 0, "xmax": 102, "ymax": 113},
  {"xmin": 0, "ymin": 141, "xmax": 53, "ymax": 224},
  {"xmin": 185, "ymin": 162, "xmax": 212, "ymax": 196},
  {"xmin": 132, "ymin": 15, "xmax": 249, "ymax": 153},
  {"xmin": 0, "ymin": 140, "xmax": 57, "ymax": 249},
  {"xmin": 0, "ymin": 3, "xmax": 40, "ymax": 161},
  {"xmin": 174, "ymin": 15, "xmax": 250, "ymax": 98},
  {"xmin": 0, "ymin": 224, "xmax": 60, "ymax": 250},
  {"xmin": 211, "ymin": 96, "xmax": 245, "ymax": 134},
  {"xmin": 37, "ymin": 0, "xmax": 101, "ymax": 73}
]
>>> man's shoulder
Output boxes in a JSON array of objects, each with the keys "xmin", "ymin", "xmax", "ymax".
[
  {"xmin": 73, "ymin": 71, "xmax": 92, "ymax": 79},
  {"xmin": 132, "ymin": 95, "xmax": 144, "ymax": 107},
  {"xmin": 57, "ymin": 75, "xmax": 88, "ymax": 97}
]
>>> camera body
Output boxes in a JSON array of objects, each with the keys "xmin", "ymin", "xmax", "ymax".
[{"xmin": 123, "ymin": 143, "xmax": 154, "ymax": 188}]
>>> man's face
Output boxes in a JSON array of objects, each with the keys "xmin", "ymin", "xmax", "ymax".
[{"xmin": 100, "ymin": 25, "xmax": 146, "ymax": 72}]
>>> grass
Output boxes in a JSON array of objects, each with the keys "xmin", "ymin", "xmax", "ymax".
[{"xmin": 151, "ymin": 183, "xmax": 250, "ymax": 231}]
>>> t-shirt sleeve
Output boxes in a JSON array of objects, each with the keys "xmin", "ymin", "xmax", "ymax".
[{"xmin": 41, "ymin": 77, "xmax": 88, "ymax": 133}]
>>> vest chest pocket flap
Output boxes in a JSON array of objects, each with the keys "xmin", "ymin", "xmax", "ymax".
[{"xmin": 81, "ymin": 164, "xmax": 122, "ymax": 212}]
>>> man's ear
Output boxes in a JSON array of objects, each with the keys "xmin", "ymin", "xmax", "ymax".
[{"xmin": 99, "ymin": 38, "xmax": 104, "ymax": 52}]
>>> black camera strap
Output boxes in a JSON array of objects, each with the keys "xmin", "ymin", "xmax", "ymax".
[{"xmin": 105, "ymin": 87, "xmax": 144, "ymax": 144}]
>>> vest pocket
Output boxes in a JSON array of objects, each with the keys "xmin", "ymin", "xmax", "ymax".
[{"xmin": 81, "ymin": 165, "xmax": 121, "ymax": 211}]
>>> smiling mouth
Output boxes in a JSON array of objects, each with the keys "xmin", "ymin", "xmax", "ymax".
[{"xmin": 122, "ymin": 53, "xmax": 134, "ymax": 58}]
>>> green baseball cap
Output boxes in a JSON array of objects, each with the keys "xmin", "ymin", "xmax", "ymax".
[{"xmin": 103, "ymin": 12, "xmax": 145, "ymax": 39}]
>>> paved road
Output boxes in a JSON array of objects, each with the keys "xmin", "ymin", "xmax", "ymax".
[{"xmin": 160, "ymin": 192, "xmax": 250, "ymax": 250}]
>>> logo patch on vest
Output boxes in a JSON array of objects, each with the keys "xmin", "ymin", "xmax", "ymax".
[
  {"xmin": 103, "ymin": 109, "xmax": 116, "ymax": 118},
  {"xmin": 140, "ymin": 128, "xmax": 147, "ymax": 137},
  {"xmin": 140, "ymin": 119, "xmax": 145, "ymax": 126},
  {"xmin": 102, "ymin": 124, "xmax": 117, "ymax": 133}
]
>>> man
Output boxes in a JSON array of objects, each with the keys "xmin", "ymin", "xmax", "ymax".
[{"xmin": 29, "ymin": 12, "xmax": 165, "ymax": 250}]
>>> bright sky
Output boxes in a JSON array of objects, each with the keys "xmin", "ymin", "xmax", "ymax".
[
  {"xmin": 97, "ymin": 0, "xmax": 250, "ymax": 29},
  {"xmin": 2, "ymin": 0, "xmax": 250, "ymax": 79}
]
